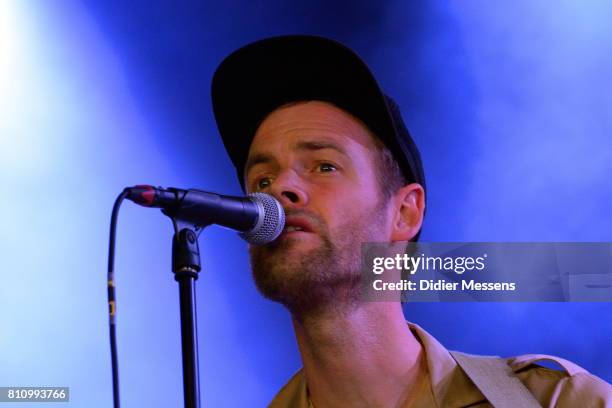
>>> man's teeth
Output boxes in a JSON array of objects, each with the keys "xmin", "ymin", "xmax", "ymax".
[{"xmin": 285, "ymin": 226, "xmax": 304, "ymax": 232}]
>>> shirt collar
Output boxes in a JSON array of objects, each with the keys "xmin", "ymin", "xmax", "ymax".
[
  {"xmin": 408, "ymin": 322, "xmax": 485, "ymax": 408},
  {"xmin": 270, "ymin": 321, "xmax": 486, "ymax": 408}
]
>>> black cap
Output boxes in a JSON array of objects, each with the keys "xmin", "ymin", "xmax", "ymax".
[{"xmin": 211, "ymin": 35, "xmax": 425, "ymax": 195}]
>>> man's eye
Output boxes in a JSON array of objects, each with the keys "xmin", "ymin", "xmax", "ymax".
[
  {"xmin": 257, "ymin": 177, "xmax": 272, "ymax": 189},
  {"xmin": 317, "ymin": 163, "xmax": 337, "ymax": 173}
]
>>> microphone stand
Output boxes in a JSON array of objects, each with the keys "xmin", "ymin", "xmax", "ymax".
[
  {"xmin": 121, "ymin": 186, "xmax": 282, "ymax": 408},
  {"xmin": 170, "ymin": 222, "xmax": 203, "ymax": 408}
]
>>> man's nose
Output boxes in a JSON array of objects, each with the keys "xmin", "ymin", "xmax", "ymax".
[{"xmin": 268, "ymin": 170, "xmax": 308, "ymax": 208}]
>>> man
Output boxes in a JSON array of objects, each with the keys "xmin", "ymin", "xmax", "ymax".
[{"xmin": 211, "ymin": 36, "xmax": 611, "ymax": 407}]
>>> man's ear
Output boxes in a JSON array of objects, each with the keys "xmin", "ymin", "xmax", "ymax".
[{"xmin": 390, "ymin": 183, "xmax": 425, "ymax": 242}]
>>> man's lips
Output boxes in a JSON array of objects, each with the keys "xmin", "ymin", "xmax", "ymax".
[{"xmin": 281, "ymin": 215, "xmax": 316, "ymax": 236}]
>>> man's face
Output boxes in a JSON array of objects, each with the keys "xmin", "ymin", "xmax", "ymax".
[{"xmin": 245, "ymin": 101, "xmax": 394, "ymax": 315}]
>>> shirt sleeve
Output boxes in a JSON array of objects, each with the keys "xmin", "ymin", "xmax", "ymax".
[
  {"xmin": 513, "ymin": 361, "xmax": 612, "ymax": 408},
  {"xmin": 553, "ymin": 371, "xmax": 612, "ymax": 408}
]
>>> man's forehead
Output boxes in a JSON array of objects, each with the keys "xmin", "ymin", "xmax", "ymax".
[{"xmin": 249, "ymin": 100, "xmax": 382, "ymax": 153}]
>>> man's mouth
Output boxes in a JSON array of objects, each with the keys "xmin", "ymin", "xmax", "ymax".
[
  {"xmin": 279, "ymin": 215, "xmax": 316, "ymax": 238},
  {"xmin": 281, "ymin": 225, "xmax": 310, "ymax": 237},
  {"xmin": 284, "ymin": 225, "xmax": 305, "ymax": 232}
]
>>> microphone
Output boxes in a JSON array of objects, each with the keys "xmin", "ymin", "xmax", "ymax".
[{"xmin": 125, "ymin": 185, "xmax": 285, "ymax": 245}]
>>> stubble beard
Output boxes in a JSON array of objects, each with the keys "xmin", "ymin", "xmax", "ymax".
[{"xmin": 249, "ymin": 200, "xmax": 389, "ymax": 319}]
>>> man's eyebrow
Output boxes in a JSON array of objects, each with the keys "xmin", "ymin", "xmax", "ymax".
[
  {"xmin": 295, "ymin": 140, "xmax": 349, "ymax": 157},
  {"xmin": 245, "ymin": 153, "xmax": 275, "ymax": 176},
  {"xmin": 245, "ymin": 140, "xmax": 349, "ymax": 176}
]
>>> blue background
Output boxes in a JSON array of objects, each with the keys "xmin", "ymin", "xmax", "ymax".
[{"xmin": 0, "ymin": 0, "xmax": 610, "ymax": 406}]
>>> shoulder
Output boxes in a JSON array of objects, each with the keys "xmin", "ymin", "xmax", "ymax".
[{"xmin": 507, "ymin": 354, "xmax": 612, "ymax": 408}]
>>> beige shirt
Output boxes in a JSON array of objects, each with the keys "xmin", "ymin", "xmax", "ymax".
[{"xmin": 269, "ymin": 323, "xmax": 611, "ymax": 407}]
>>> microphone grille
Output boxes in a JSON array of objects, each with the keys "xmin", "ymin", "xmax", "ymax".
[{"xmin": 239, "ymin": 193, "xmax": 285, "ymax": 245}]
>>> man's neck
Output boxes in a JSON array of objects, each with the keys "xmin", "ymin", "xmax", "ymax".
[{"xmin": 292, "ymin": 302, "xmax": 428, "ymax": 408}]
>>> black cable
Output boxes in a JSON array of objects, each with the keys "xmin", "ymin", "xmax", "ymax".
[{"xmin": 108, "ymin": 189, "xmax": 129, "ymax": 408}]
